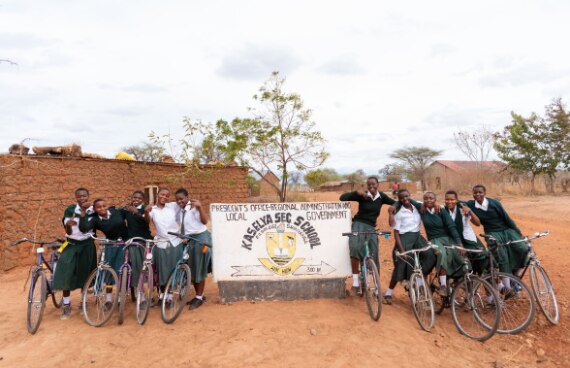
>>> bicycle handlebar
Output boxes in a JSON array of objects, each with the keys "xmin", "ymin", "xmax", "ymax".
[
  {"xmin": 167, "ymin": 232, "xmax": 212, "ymax": 247},
  {"xmin": 396, "ymin": 243, "xmax": 437, "ymax": 257},
  {"xmin": 10, "ymin": 238, "xmax": 64, "ymax": 247},
  {"xmin": 443, "ymin": 245, "xmax": 484, "ymax": 253},
  {"xmin": 480, "ymin": 230, "xmax": 549, "ymax": 245},
  {"xmin": 341, "ymin": 230, "xmax": 391, "ymax": 237},
  {"xmin": 89, "ymin": 234, "xmax": 126, "ymax": 245}
]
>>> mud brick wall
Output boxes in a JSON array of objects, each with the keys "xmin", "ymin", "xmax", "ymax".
[{"xmin": 0, "ymin": 154, "xmax": 248, "ymax": 271}]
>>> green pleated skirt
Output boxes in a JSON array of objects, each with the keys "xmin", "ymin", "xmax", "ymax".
[
  {"xmin": 486, "ymin": 229, "xmax": 529, "ymax": 274},
  {"xmin": 348, "ymin": 221, "xmax": 379, "ymax": 269},
  {"xmin": 390, "ymin": 232, "xmax": 435, "ymax": 284},
  {"xmin": 185, "ymin": 230, "xmax": 213, "ymax": 284},
  {"xmin": 53, "ymin": 238, "xmax": 97, "ymax": 291},
  {"xmin": 152, "ymin": 243, "xmax": 184, "ymax": 286},
  {"xmin": 430, "ymin": 236, "xmax": 466, "ymax": 277}
]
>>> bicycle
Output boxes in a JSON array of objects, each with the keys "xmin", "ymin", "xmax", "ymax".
[
  {"xmin": 484, "ymin": 231, "xmax": 558, "ymax": 325},
  {"xmin": 158, "ymin": 232, "xmax": 211, "ymax": 324},
  {"xmin": 480, "ymin": 233, "xmax": 536, "ymax": 334},
  {"xmin": 430, "ymin": 245, "xmax": 501, "ymax": 341},
  {"xmin": 81, "ymin": 235, "xmax": 120, "ymax": 327},
  {"xmin": 341, "ymin": 230, "xmax": 390, "ymax": 321},
  {"xmin": 124, "ymin": 237, "xmax": 161, "ymax": 325},
  {"xmin": 10, "ymin": 237, "xmax": 64, "ymax": 334},
  {"xmin": 396, "ymin": 244, "xmax": 437, "ymax": 332}
]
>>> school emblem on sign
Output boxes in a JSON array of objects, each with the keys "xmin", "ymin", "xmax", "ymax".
[{"xmin": 258, "ymin": 223, "xmax": 304, "ymax": 275}]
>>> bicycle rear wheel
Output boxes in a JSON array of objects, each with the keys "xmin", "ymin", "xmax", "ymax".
[
  {"xmin": 27, "ymin": 270, "xmax": 47, "ymax": 334},
  {"xmin": 450, "ymin": 276, "xmax": 500, "ymax": 341},
  {"xmin": 484, "ymin": 272, "xmax": 535, "ymax": 334},
  {"xmin": 117, "ymin": 267, "xmax": 129, "ymax": 325},
  {"xmin": 82, "ymin": 266, "xmax": 119, "ymax": 327},
  {"xmin": 529, "ymin": 264, "xmax": 559, "ymax": 324},
  {"xmin": 161, "ymin": 264, "xmax": 191, "ymax": 324},
  {"xmin": 136, "ymin": 263, "xmax": 153, "ymax": 325},
  {"xmin": 363, "ymin": 258, "xmax": 382, "ymax": 321},
  {"xmin": 408, "ymin": 273, "xmax": 435, "ymax": 332}
]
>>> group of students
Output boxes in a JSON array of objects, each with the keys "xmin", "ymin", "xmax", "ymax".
[
  {"xmin": 53, "ymin": 187, "xmax": 212, "ymax": 320},
  {"xmin": 341, "ymin": 177, "xmax": 529, "ymax": 305}
]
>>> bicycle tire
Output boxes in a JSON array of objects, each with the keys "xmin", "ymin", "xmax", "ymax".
[
  {"xmin": 529, "ymin": 264, "xmax": 559, "ymax": 324},
  {"xmin": 408, "ymin": 273, "xmax": 435, "ymax": 332},
  {"xmin": 117, "ymin": 267, "xmax": 129, "ymax": 325},
  {"xmin": 27, "ymin": 270, "xmax": 47, "ymax": 334},
  {"xmin": 82, "ymin": 266, "xmax": 119, "ymax": 327},
  {"xmin": 161, "ymin": 264, "xmax": 191, "ymax": 324},
  {"xmin": 483, "ymin": 272, "xmax": 535, "ymax": 334},
  {"xmin": 50, "ymin": 257, "xmax": 63, "ymax": 308},
  {"xmin": 136, "ymin": 263, "xmax": 153, "ymax": 325},
  {"xmin": 450, "ymin": 276, "xmax": 500, "ymax": 341},
  {"xmin": 363, "ymin": 258, "xmax": 382, "ymax": 321}
]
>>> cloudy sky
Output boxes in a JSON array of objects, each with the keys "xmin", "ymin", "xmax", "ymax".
[{"xmin": 1, "ymin": 0, "xmax": 569, "ymax": 174}]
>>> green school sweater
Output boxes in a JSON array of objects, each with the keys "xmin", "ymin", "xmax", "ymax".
[
  {"xmin": 79, "ymin": 207, "xmax": 129, "ymax": 240},
  {"xmin": 466, "ymin": 198, "xmax": 521, "ymax": 235},
  {"xmin": 339, "ymin": 191, "xmax": 395, "ymax": 227}
]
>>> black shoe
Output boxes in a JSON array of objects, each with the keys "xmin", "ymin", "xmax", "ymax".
[
  {"xmin": 188, "ymin": 297, "xmax": 204, "ymax": 310},
  {"xmin": 104, "ymin": 301, "xmax": 113, "ymax": 312},
  {"xmin": 61, "ymin": 304, "xmax": 71, "ymax": 320},
  {"xmin": 186, "ymin": 295, "xmax": 207, "ymax": 305}
]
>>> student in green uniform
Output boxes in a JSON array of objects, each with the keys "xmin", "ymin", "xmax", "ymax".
[
  {"xmin": 144, "ymin": 188, "xmax": 182, "ymax": 299},
  {"xmin": 444, "ymin": 190, "xmax": 489, "ymax": 275},
  {"xmin": 79, "ymin": 198, "xmax": 128, "ymax": 284},
  {"xmin": 174, "ymin": 188, "xmax": 212, "ymax": 310},
  {"xmin": 53, "ymin": 188, "xmax": 97, "ymax": 320},
  {"xmin": 466, "ymin": 184, "xmax": 528, "ymax": 278},
  {"xmin": 122, "ymin": 190, "xmax": 152, "ymax": 288},
  {"xmin": 420, "ymin": 192, "xmax": 464, "ymax": 296},
  {"xmin": 340, "ymin": 177, "xmax": 395, "ymax": 295},
  {"xmin": 383, "ymin": 189, "xmax": 435, "ymax": 305}
]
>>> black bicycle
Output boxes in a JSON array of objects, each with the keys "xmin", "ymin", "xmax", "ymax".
[
  {"xmin": 11, "ymin": 237, "xmax": 64, "ymax": 334},
  {"xmin": 430, "ymin": 245, "xmax": 501, "ymax": 341}
]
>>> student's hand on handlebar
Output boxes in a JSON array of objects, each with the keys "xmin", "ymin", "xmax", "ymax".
[{"xmin": 456, "ymin": 244, "xmax": 466, "ymax": 256}]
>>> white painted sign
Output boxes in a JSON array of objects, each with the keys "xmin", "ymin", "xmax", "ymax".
[{"xmin": 210, "ymin": 202, "xmax": 352, "ymax": 281}]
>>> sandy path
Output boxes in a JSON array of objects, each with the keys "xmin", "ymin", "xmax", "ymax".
[{"xmin": 0, "ymin": 194, "xmax": 568, "ymax": 368}]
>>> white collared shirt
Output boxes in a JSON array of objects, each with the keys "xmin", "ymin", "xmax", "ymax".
[
  {"xmin": 393, "ymin": 205, "xmax": 421, "ymax": 234},
  {"xmin": 150, "ymin": 202, "xmax": 181, "ymax": 248},
  {"xmin": 98, "ymin": 210, "xmax": 112, "ymax": 221},
  {"xmin": 179, "ymin": 204, "xmax": 208, "ymax": 235},
  {"xmin": 64, "ymin": 204, "xmax": 94, "ymax": 241},
  {"xmin": 474, "ymin": 198, "xmax": 489, "ymax": 211},
  {"xmin": 448, "ymin": 206, "xmax": 477, "ymax": 242},
  {"xmin": 367, "ymin": 191, "xmax": 380, "ymax": 201}
]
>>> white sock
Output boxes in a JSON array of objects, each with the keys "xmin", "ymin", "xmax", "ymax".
[
  {"xmin": 352, "ymin": 274, "xmax": 360, "ymax": 287},
  {"xmin": 63, "ymin": 296, "xmax": 70, "ymax": 305},
  {"xmin": 487, "ymin": 295, "xmax": 494, "ymax": 304},
  {"xmin": 439, "ymin": 275, "xmax": 447, "ymax": 287},
  {"xmin": 385, "ymin": 288, "xmax": 393, "ymax": 296},
  {"xmin": 502, "ymin": 278, "xmax": 511, "ymax": 289},
  {"xmin": 196, "ymin": 295, "xmax": 203, "ymax": 300},
  {"xmin": 416, "ymin": 278, "xmax": 424, "ymax": 287},
  {"xmin": 106, "ymin": 293, "xmax": 112, "ymax": 303}
]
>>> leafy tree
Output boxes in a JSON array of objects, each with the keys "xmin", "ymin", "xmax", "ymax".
[
  {"xmin": 495, "ymin": 99, "xmax": 570, "ymax": 193},
  {"xmin": 122, "ymin": 142, "xmax": 165, "ymax": 162},
  {"xmin": 246, "ymin": 173, "xmax": 260, "ymax": 195},
  {"xmin": 389, "ymin": 146, "xmax": 441, "ymax": 191},
  {"xmin": 304, "ymin": 168, "xmax": 341, "ymax": 189},
  {"xmin": 378, "ymin": 163, "xmax": 407, "ymax": 183}
]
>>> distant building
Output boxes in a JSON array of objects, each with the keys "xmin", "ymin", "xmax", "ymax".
[
  {"xmin": 424, "ymin": 160, "xmax": 506, "ymax": 191},
  {"xmin": 318, "ymin": 180, "xmax": 416, "ymax": 194}
]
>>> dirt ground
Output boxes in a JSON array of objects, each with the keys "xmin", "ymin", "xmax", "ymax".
[{"xmin": 0, "ymin": 193, "xmax": 568, "ymax": 368}]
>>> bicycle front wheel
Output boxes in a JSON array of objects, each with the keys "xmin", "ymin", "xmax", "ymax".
[
  {"xmin": 450, "ymin": 276, "xmax": 500, "ymax": 341},
  {"xmin": 50, "ymin": 257, "xmax": 63, "ymax": 308},
  {"xmin": 363, "ymin": 258, "xmax": 382, "ymax": 321},
  {"xmin": 117, "ymin": 267, "xmax": 129, "ymax": 325},
  {"xmin": 484, "ymin": 272, "xmax": 535, "ymax": 334},
  {"xmin": 429, "ymin": 277, "xmax": 446, "ymax": 315},
  {"xmin": 529, "ymin": 264, "xmax": 559, "ymax": 324},
  {"xmin": 27, "ymin": 270, "xmax": 47, "ymax": 334},
  {"xmin": 82, "ymin": 266, "xmax": 119, "ymax": 327},
  {"xmin": 408, "ymin": 273, "xmax": 435, "ymax": 332},
  {"xmin": 136, "ymin": 263, "xmax": 153, "ymax": 325},
  {"xmin": 161, "ymin": 264, "xmax": 191, "ymax": 324}
]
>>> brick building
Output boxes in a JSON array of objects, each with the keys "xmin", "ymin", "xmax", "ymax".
[
  {"xmin": 424, "ymin": 160, "xmax": 506, "ymax": 192},
  {"xmin": 258, "ymin": 171, "xmax": 280, "ymax": 199},
  {"xmin": 0, "ymin": 154, "xmax": 248, "ymax": 271}
]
